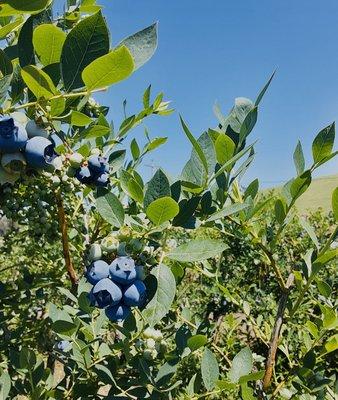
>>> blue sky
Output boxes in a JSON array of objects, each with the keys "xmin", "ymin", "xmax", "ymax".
[{"xmin": 95, "ymin": 0, "xmax": 338, "ymax": 186}]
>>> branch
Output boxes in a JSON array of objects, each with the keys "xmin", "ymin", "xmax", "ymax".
[
  {"xmin": 262, "ymin": 273, "xmax": 294, "ymax": 391},
  {"xmin": 55, "ymin": 190, "xmax": 78, "ymax": 287}
]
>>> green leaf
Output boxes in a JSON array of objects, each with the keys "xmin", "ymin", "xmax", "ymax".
[
  {"xmin": 209, "ymin": 142, "xmax": 256, "ymax": 184},
  {"xmin": 215, "ymin": 134, "xmax": 235, "ymax": 166},
  {"xmin": 332, "ymin": 186, "xmax": 338, "ymax": 221},
  {"xmin": 168, "ymin": 239, "xmax": 227, "ymax": 262},
  {"xmin": 109, "ymin": 150, "xmax": 126, "ymax": 171},
  {"xmin": 52, "ymin": 320, "xmax": 77, "ymax": 336},
  {"xmin": 17, "ymin": 16, "xmax": 35, "ymax": 67},
  {"xmin": 82, "ymin": 46, "xmax": 134, "ymax": 90},
  {"xmin": 118, "ymin": 23, "xmax": 158, "ymax": 70},
  {"xmin": 201, "ymin": 348, "xmax": 219, "ymax": 391},
  {"xmin": 274, "ymin": 198, "xmax": 286, "ymax": 224},
  {"xmin": 120, "ymin": 170, "xmax": 144, "ymax": 203},
  {"xmin": 317, "ymin": 280, "xmax": 332, "ymax": 298},
  {"xmin": 181, "ymin": 131, "xmax": 216, "ymax": 190},
  {"xmin": 84, "ymin": 125, "xmax": 110, "ymax": 139},
  {"xmin": 130, "ymin": 138, "xmax": 140, "ymax": 160},
  {"xmin": 290, "ymin": 170, "xmax": 312, "ymax": 200},
  {"xmin": 33, "ymin": 24, "xmax": 66, "ymax": 66},
  {"xmin": 205, "ymin": 203, "xmax": 249, "ymax": 223},
  {"xmin": 143, "ymin": 264, "xmax": 176, "ymax": 327},
  {"xmin": 239, "ymin": 106, "xmax": 258, "ymax": 143},
  {"xmin": 187, "ymin": 335, "xmax": 208, "ymax": 352},
  {"xmin": 96, "ymin": 192, "xmax": 124, "ymax": 228},
  {"xmin": 220, "ymin": 97, "xmax": 254, "ymax": 134},
  {"xmin": 146, "ymin": 197, "xmax": 179, "ymax": 225},
  {"xmin": 61, "ymin": 11, "xmax": 109, "ymax": 90},
  {"xmin": 299, "ymin": 217, "xmax": 319, "ymax": 249},
  {"xmin": 0, "ymin": 0, "xmax": 51, "ymax": 16},
  {"xmin": 145, "ymin": 137, "xmax": 167, "ymax": 152},
  {"xmin": 180, "ymin": 116, "xmax": 209, "ymax": 187},
  {"xmin": 228, "ymin": 347, "xmax": 253, "ymax": 383},
  {"xmin": 0, "ymin": 17, "xmax": 23, "ymax": 39},
  {"xmin": 312, "ymin": 123, "xmax": 335, "ymax": 164},
  {"xmin": 173, "ymin": 196, "xmax": 201, "ymax": 228},
  {"xmin": 0, "ymin": 48, "xmax": 13, "ymax": 76},
  {"xmin": 293, "ymin": 140, "xmax": 305, "ymax": 175},
  {"xmin": 21, "ymin": 65, "xmax": 57, "ymax": 99},
  {"xmin": 0, "ymin": 371, "xmax": 11, "ymax": 400},
  {"xmin": 255, "ymin": 71, "xmax": 275, "ymax": 106},
  {"xmin": 244, "ymin": 179, "xmax": 259, "ymax": 199},
  {"xmin": 70, "ymin": 111, "xmax": 92, "ymax": 127},
  {"xmin": 144, "ymin": 169, "xmax": 171, "ymax": 209}
]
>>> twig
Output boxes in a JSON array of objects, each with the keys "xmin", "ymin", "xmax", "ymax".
[
  {"xmin": 262, "ymin": 273, "xmax": 294, "ymax": 391},
  {"xmin": 55, "ymin": 190, "xmax": 78, "ymax": 287}
]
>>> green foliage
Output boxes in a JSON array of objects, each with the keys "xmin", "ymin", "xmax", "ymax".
[{"xmin": 0, "ymin": 1, "xmax": 337, "ymax": 399}]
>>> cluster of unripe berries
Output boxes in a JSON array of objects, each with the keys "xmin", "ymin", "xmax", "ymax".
[
  {"xmin": 68, "ymin": 151, "xmax": 110, "ymax": 187},
  {"xmin": 135, "ymin": 327, "xmax": 167, "ymax": 360},
  {"xmin": 0, "ymin": 117, "xmax": 58, "ymax": 176},
  {"xmin": 86, "ymin": 256, "xmax": 147, "ymax": 322}
]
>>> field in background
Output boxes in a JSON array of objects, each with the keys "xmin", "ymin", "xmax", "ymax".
[{"xmin": 266, "ymin": 174, "xmax": 338, "ymax": 215}]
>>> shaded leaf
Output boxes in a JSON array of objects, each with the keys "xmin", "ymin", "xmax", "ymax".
[
  {"xmin": 96, "ymin": 192, "xmax": 124, "ymax": 228},
  {"xmin": 201, "ymin": 348, "xmax": 219, "ymax": 391}
]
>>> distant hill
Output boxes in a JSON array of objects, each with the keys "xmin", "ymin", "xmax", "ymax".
[
  {"xmin": 295, "ymin": 174, "xmax": 338, "ymax": 214},
  {"xmin": 266, "ymin": 174, "xmax": 338, "ymax": 215}
]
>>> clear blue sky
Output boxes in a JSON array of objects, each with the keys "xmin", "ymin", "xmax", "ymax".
[{"xmin": 95, "ymin": 0, "xmax": 338, "ymax": 186}]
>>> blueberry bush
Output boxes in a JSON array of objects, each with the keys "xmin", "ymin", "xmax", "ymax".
[{"xmin": 0, "ymin": 1, "xmax": 337, "ymax": 399}]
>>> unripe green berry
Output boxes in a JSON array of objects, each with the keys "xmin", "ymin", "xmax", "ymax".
[
  {"xmin": 69, "ymin": 152, "xmax": 84, "ymax": 168},
  {"xmin": 88, "ymin": 243, "xmax": 102, "ymax": 261}
]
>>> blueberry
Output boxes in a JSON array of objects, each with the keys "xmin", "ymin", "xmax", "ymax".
[
  {"xmin": 75, "ymin": 166, "xmax": 94, "ymax": 184},
  {"xmin": 123, "ymin": 280, "xmax": 147, "ymax": 307},
  {"xmin": 89, "ymin": 278, "xmax": 122, "ymax": 308},
  {"xmin": 56, "ymin": 340, "xmax": 71, "ymax": 352},
  {"xmin": 0, "ymin": 117, "xmax": 28, "ymax": 153},
  {"xmin": 101, "ymin": 235, "xmax": 119, "ymax": 253},
  {"xmin": 25, "ymin": 120, "xmax": 49, "ymax": 139},
  {"xmin": 109, "ymin": 256, "xmax": 137, "ymax": 286},
  {"xmin": 86, "ymin": 260, "xmax": 109, "ymax": 285},
  {"xmin": 105, "ymin": 304, "xmax": 131, "ymax": 322},
  {"xmin": 96, "ymin": 172, "xmax": 109, "ymax": 187},
  {"xmin": 88, "ymin": 155, "xmax": 108, "ymax": 173},
  {"xmin": 25, "ymin": 137, "xmax": 57, "ymax": 170},
  {"xmin": 88, "ymin": 243, "xmax": 102, "ymax": 262},
  {"xmin": 69, "ymin": 152, "xmax": 83, "ymax": 168},
  {"xmin": 1, "ymin": 152, "xmax": 26, "ymax": 174}
]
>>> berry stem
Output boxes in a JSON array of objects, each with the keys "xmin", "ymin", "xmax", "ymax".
[
  {"xmin": 262, "ymin": 273, "xmax": 294, "ymax": 392},
  {"xmin": 2, "ymin": 88, "xmax": 107, "ymax": 114},
  {"xmin": 55, "ymin": 189, "xmax": 78, "ymax": 287}
]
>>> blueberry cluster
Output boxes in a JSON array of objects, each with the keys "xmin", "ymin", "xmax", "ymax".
[
  {"xmin": 0, "ymin": 117, "xmax": 58, "ymax": 178},
  {"xmin": 72, "ymin": 154, "xmax": 109, "ymax": 187},
  {"xmin": 86, "ymin": 256, "xmax": 146, "ymax": 322}
]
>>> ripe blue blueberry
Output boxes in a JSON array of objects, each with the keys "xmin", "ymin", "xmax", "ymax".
[
  {"xmin": 75, "ymin": 166, "xmax": 93, "ymax": 184},
  {"xmin": 89, "ymin": 278, "xmax": 122, "ymax": 308},
  {"xmin": 25, "ymin": 136, "xmax": 57, "ymax": 170},
  {"xmin": 123, "ymin": 280, "xmax": 147, "ymax": 307},
  {"xmin": 88, "ymin": 155, "xmax": 108, "ymax": 173},
  {"xmin": 86, "ymin": 260, "xmax": 109, "ymax": 285},
  {"xmin": 109, "ymin": 256, "xmax": 137, "ymax": 286},
  {"xmin": 0, "ymin": 117, "xmax": 28, "ymax": 153},
  {"xmin": 105, "ymin": 304, "xmax": 131, "ymax": 322},
  {"xmin": 26, "ymin": 120, "xmax": 49, "ymax": 138},
  {"xmin": 56, "ymin": 340, "xmax": 71, "ymax": 352},
  {"xmin": 96, "ymin": 172, "xmax": 109, "ymax": 187}
]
